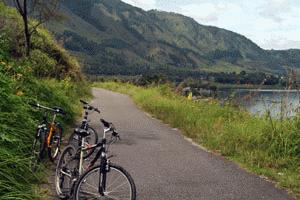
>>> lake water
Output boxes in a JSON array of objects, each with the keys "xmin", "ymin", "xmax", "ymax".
[{"xmin": 217, "ymin": 89, "xmax": 300, "ymax": 117}]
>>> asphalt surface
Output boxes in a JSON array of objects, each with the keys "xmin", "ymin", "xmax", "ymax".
[{"xmin": 51, "ymin": 88, "xmax": 295, "ymax": 200}]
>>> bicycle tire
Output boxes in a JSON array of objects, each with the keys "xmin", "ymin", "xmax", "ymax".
[
  {"xmin": 30, "ymin": 128, "xmax": 46, "ymax": 171},
  {"xmin": 74, "ymin": 163, "xmax": 136, "ymax": 200},
  {"xmin": 55, "ymin": 145, "xmax": 77, "ymax": 199},
  {"xmin": 48, "ymin": 124, "xmax": 63, "ymax": 161},
  {"xmin": 68, "ymin": 127, "xmax": 98, "ymax": 159}
]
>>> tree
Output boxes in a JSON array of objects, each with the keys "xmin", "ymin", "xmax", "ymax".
[{"xmin": 13, "ymin": 0, "xmax": 60, "ymax": 56}]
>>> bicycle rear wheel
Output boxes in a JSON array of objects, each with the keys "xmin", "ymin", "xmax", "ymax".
[
  {"xmin": 55, "ymin": 145, "xmax": 77, "ymax": 199},
  {"xmin": 74, "ymin": 163, "xmax": 136, "ymax": 200}
]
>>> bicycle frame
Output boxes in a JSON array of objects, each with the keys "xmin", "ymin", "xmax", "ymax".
[{"xmin": 46, "ymin": 113, "xmax": 57, "ymax": 148}]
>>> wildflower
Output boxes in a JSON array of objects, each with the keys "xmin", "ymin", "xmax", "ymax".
[
  {"xmin": 187, "ymin": 92, "xmax": 193, "ymax": 100},
  {"xmin": 16, "ymin": 91, "xmax": 24, "ymax": 96},
  {"xmin": 16, "ymin": 73, "xmax": 23, "ymax": 79},
  {"xmin": 5, "ymin": 65, "xmax": 12, "ymax": 70}
]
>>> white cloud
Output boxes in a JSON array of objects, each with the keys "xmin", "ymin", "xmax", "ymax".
[
  {"xmin": 121, "ymin": 0, "xmax": 156, "ymax": 10},
  {"xmin": 179, "ymin": 3, "xmax": 225, "ymax": 23},
  {"xmin": 258, "ymin": 0, "xmax": 292, "ymax": 22},
  {"xmin": 262, "ymin": 37, "xmax": 300, "ymax": 50}
]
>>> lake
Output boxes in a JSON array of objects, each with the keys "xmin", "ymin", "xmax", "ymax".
[{"xmin": 217, "ymin": 89, "xmax": 300, "ymax": 117}]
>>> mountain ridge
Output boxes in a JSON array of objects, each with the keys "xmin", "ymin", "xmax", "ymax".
[{"xmin": 43, "ymin": 0, "xmax": 300, "ymax": 79}]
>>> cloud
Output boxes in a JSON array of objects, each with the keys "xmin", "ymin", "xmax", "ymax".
[
  {"xmin": 179, "ymin": 2, "xmax": 242, "ymax": 24},
  {"xmin": 121, "ymin": 0, "xmax": 156, "ymax": 10},
  {"xmin": 261, "ymin": 37, "xmax": 300, "ymax": 49},
  {"xmin": 258, "ymin": 0, "xmax": 292, "ymax": 22}
]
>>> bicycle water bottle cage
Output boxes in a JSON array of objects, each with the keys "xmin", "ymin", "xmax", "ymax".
[{"xmin": 74, "ymin": 128, "xmax": 90, "ymax": 137}]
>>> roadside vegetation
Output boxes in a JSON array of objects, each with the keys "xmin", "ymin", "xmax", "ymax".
[
  {"xmin": 95, "ymin": 81, "xmax": 300, "ymax": 199},
  {"xmin": 0, "ymin": 3, "xmax": 89, "ymax": 199}
]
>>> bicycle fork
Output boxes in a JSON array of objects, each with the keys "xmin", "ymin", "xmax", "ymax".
[{"xmin": 99, "ymin": 156, "xmax": 107, "ymax": 196}]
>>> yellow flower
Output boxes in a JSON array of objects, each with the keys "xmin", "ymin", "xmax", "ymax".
[
  {"xmin": 187, "ymin": 92, "xmax": 193, "ymax": 100},
  {"xmin": 16, "ymin": 73, "xmax": 23, "ymax": 79},
  {"xmin": 16, "ymin": 91, "xmax": 24, "ymax": 96}
]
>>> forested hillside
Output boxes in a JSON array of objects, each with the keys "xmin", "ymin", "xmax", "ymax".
[
  {"xmin": 0, "ymin": 3, "xmax": 89, "ymax": 199},
  {"xmin": 42, "ymin": 0, "xmax": 300, "ymax": 80}
]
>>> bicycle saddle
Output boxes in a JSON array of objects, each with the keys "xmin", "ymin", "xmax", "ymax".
[{"xmin": 74, "ymin": 128, "xmax": 90, "ymax": 137}]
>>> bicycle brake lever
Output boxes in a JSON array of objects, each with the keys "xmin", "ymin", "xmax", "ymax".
[{"xmin": 112, "ymin": 132, "xmax": 121, "ymax": 140}]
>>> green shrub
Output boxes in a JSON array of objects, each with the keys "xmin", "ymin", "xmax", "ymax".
[{"xmin": 30, "ymin": 49, "xmax": 57, "ymax": 77}]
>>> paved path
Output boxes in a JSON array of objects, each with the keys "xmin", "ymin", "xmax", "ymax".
[
  {"xmin": 88, "ymin": 88, "xmax": 294, "ymax": 200},
  {"xmin": 51, "ymin": 88, "xmax": 294, "ymax": 200}
]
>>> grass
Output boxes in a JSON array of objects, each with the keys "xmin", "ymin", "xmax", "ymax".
[
  {"xmin": 94, "ymin": 81, "xmax": 300, "ymax": 199},
  {"xmin": 0, "ymin": 3, "xmax": 90, "ymax": 199},
  {"xmin": 0, "ymin": 60, "xmax": 90, "ymax": 199}
]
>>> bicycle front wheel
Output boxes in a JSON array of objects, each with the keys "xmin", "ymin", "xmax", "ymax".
[
  {"xmin": 74, "ymin": 163, "xmax": 136, "ymax": 200},
  {"xmin": 30, "ymin": 128, "xmax": 46, "ymax": 171},
  {"xmin": 55, "ymin": 145, "xmax": 77, "ymax": 199},
  {"xmin": 48, "ymin": 124, "xmax": 63, "ymax": 161}
]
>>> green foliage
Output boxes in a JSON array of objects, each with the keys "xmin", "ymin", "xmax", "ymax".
[
  {"xmin": 0, "ymin": 58, "xmax": 89, "ymax": 199},
  {"xmin": 0, "ymin": 2, "xmax": 81, "ymax": 80},
  {"xmin": 95, "ymin": 82, "xmax": 300, "ymax": 198},
  {"xmin": 0, "ymin": 3, "xmax": 89, "ymax": 199},
  {"xmin": 30, "ymin": 49, "xmax": 57, "ymax": 77}
]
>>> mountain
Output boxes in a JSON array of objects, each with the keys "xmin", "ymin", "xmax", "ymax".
[{"xmin": 43, "ymin": 0, "xmax": 300, "ymax": 79}]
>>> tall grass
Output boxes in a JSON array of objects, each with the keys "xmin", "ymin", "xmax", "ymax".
[
  {"xmin": 0, "ymin": 60, "xmax": 90, "ymax": 199},
  {"xmin": 95, "ymin": 82, "xmax": 300, "ymax": 199},
  {"xmin": 0, "ymin": 3, "xmax": 90, "ymax": 198}
]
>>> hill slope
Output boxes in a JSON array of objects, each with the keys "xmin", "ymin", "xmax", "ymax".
[{"xmin": 45, "ymin": 0, "xmax": 300, "ymax": 78}]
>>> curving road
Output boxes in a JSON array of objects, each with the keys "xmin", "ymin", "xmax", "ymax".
[{"xmin": 51, "ymin": 88, "xmax": 295, "ymax": 200}]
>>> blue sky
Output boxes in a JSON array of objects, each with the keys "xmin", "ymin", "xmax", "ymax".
[{"xmin": 121, "ymin": 0, "xmax": 300, "ymax": 50}]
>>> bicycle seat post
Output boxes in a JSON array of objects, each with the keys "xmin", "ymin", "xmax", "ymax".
[
  {"xmin": 79, "ymin": 137, "xmax": 85, "ymax": 176},
  {"xmin": 52, "ymin": 113, "xmax": 57, "ymax": 124}
]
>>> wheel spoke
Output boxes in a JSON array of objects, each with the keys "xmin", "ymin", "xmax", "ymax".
[
  {"xmin": 106, "ymin": 174, "xmax": 123, "ymax": 191},
  {"xmin": 79, "ymin": 190, "xmax": 101, "ymax": 199},
  {"xmin": 85, "ymin": 182, "xmax": 99, "ymax": 191},
  {"xmin": 106, "ymin": 181, "xmax": 128, "ymax": 193},
  {"xmin": 104, "ymin": 193, "xmax": 121, "ymax": 200}
]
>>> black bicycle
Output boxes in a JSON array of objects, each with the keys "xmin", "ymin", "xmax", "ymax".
[
  {"xmin": 56, "ymin": 119, "xmax": 136, "ymax": 199},
  {"xmin": 29, "ymin": 102, "xmax": 65, "ymax": 170}
]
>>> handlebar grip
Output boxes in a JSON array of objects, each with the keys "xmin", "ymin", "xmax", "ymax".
[
  {"xmin": 100, "ymin": 119, "xmax": 111, "ymax": 128},
  {"xmin": 94, "ymin": 108, "xmax": 101, "ymax": 113},
  {"xmin": 29, "ymin": 102, "xmax": 38, "ymax": 108},
  {"xmin": 80, "ymin": 99, "xmax": 88, "ymax": 105}
]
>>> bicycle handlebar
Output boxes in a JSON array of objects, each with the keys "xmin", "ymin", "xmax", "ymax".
[
  {"xmin": 80, "ymin": 100, "xmax": 100, "ymax": 113},
  {"xmin": 29, "ymin": 102, "xmax": 66, "ymax": 116},
  {"xmin": 80, "ymin": 99, "xmax": 88, "ymax": 105}
]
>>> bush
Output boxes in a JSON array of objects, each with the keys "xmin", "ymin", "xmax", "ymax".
[{"xmin": 30, "ymin": 49, "xmax": 57, "ymax": 77}]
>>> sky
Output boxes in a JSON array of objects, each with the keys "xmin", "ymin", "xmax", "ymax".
[{"xmin": 121, "ymin": 0, "xmax": 300, "ymax": 50}]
